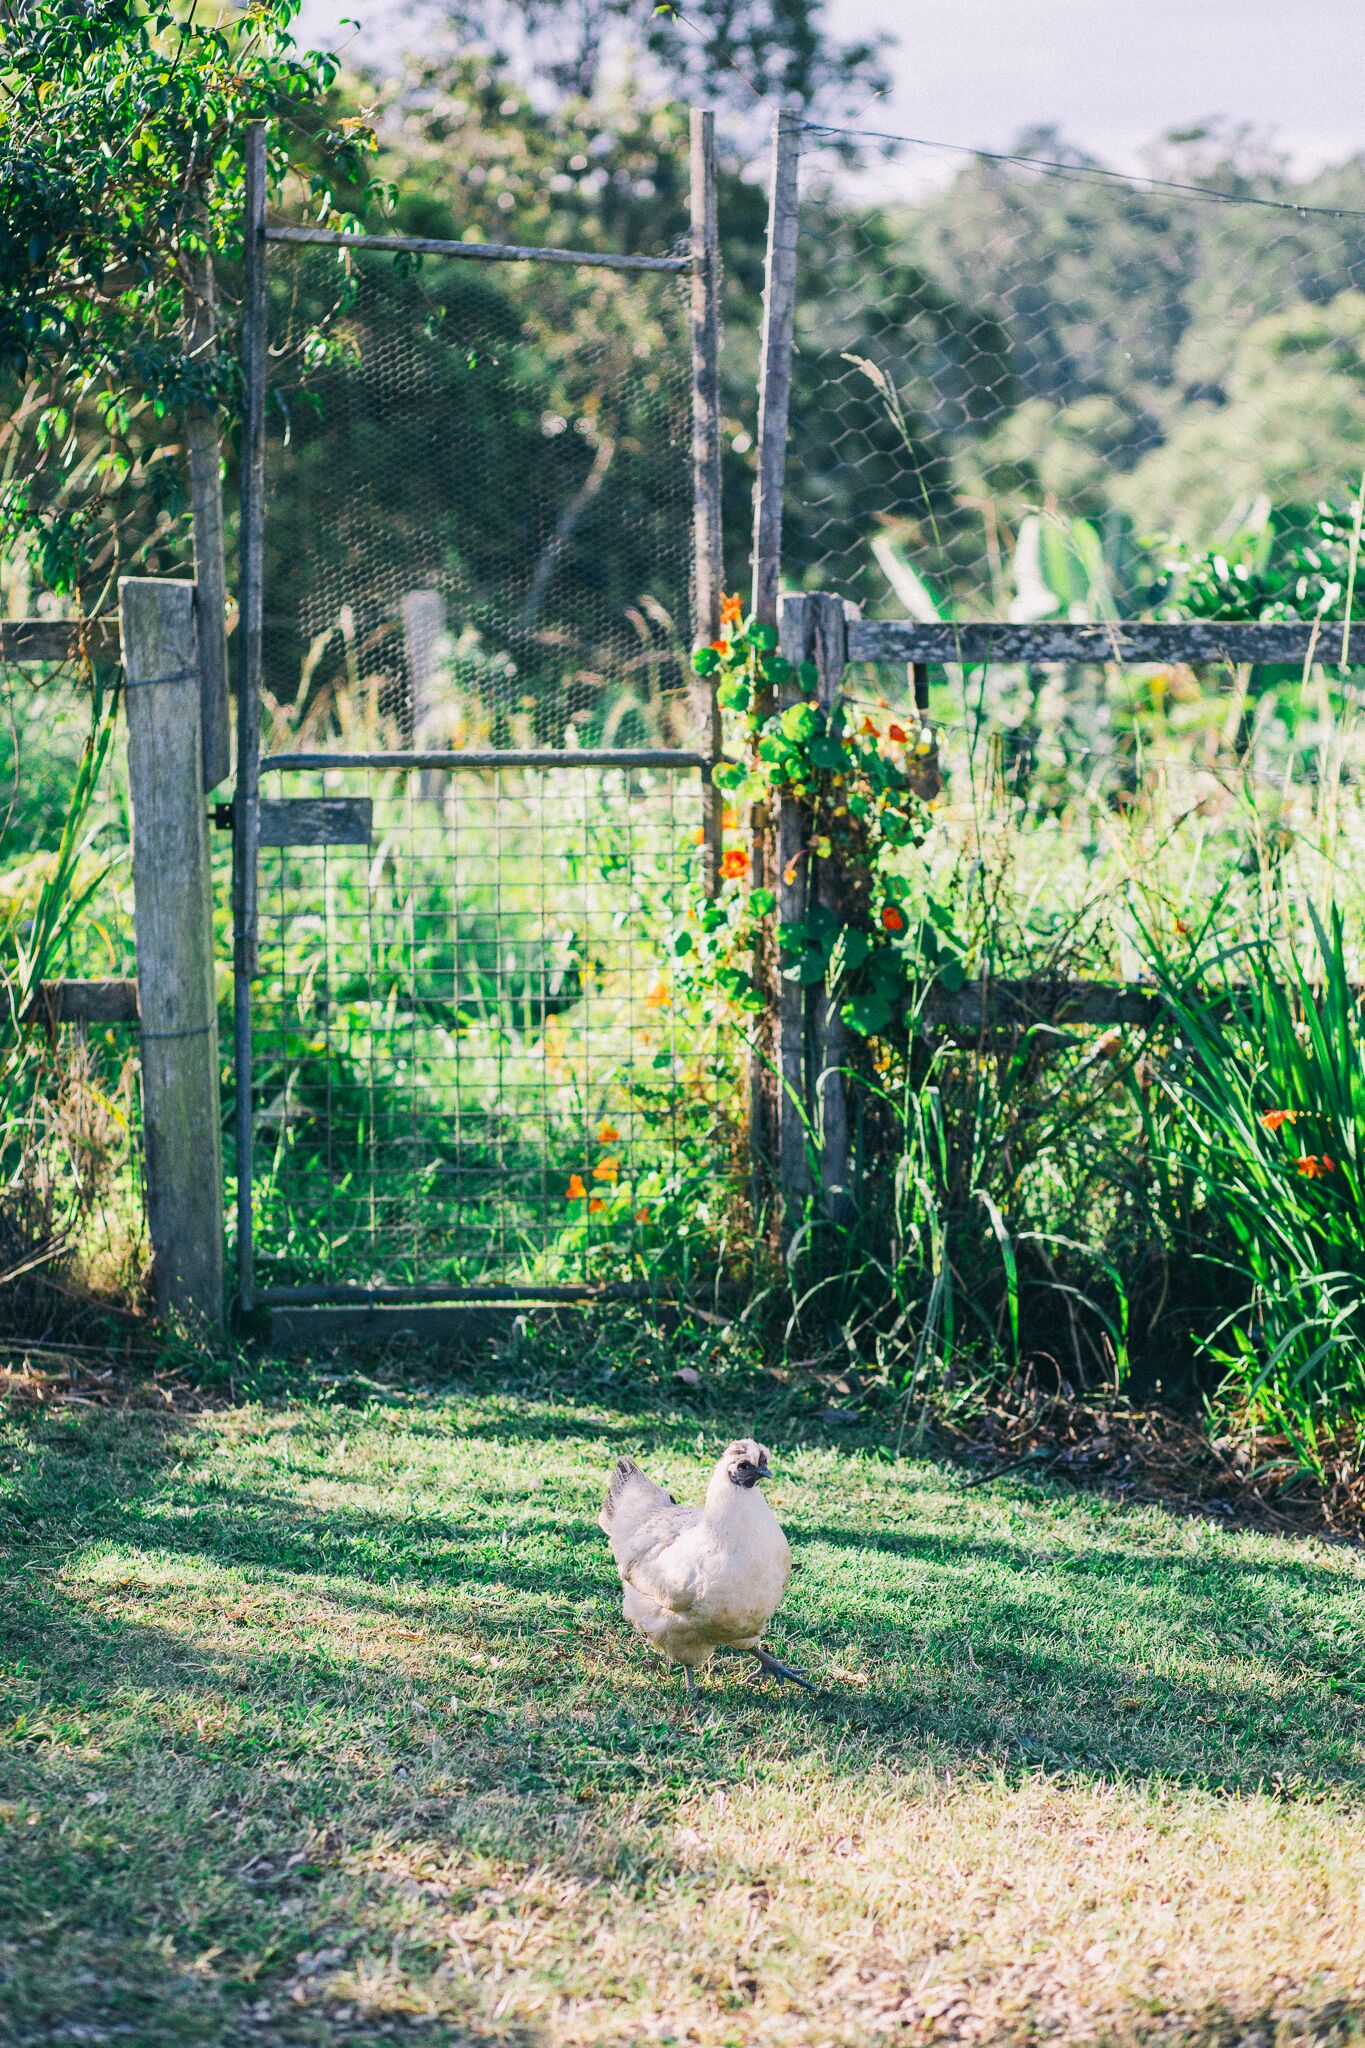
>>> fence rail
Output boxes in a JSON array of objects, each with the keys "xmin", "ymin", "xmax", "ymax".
[{"xmin": 848, "ymin": 620, "xmax": 1362, "ymax": 666}]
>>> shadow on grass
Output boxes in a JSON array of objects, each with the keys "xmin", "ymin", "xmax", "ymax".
[{"xmin": 2, "ymin": 1388, "xmax": 1365, "ymax": 2043}]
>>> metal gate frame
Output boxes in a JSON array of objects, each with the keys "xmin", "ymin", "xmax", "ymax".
[{"xmin": 232, "ymin": 112, "xmax": 725, "ymax": 1317}]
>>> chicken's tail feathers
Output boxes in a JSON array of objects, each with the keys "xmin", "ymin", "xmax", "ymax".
[{"xmin": 599, "ymin": 1455, "xmax": 644, "ymax": 1534}]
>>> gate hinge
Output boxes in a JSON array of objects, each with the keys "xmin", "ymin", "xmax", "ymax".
[{"xmin": 212, "ymin": 802, "xmax": 235, "ymax": 832}]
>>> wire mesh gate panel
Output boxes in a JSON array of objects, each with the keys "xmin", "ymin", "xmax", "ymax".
[
  {"xmin": 250, "ymin": 755, "xmax": 708, "ymax": 1302},
  {"xmin": 233, "ymin": 117, "xmax": 724, "ymax": 1311}
]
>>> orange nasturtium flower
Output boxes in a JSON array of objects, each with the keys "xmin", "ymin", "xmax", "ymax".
[
  {"xmin": 720, "ymin": 847, "xmax": 750, "ymax": 880},
  {"xmin": 597, "ymin": 1120, "xmax": 620, "ymax": 1144},
  {"xmin": 593, "ymin": 1157, "xmax": 620, "ymax": 1183},
  {"xmin": 860, "ymin": 715, "xmax": 881, "ymax": 737},
  {"xmin": 881, "ymin": 904, "xmax": 907, "ymax": 933},
  {"xmin": 566, "ymin": 1174, "xmax": 587, "ymax": 1201},
  {"xmin": 1296, "ymin": 1153, "xmax": 1336, "ymax": 1179},
  {"xmin": 708, "ymin": 640, "xmax": 728, "ymax": 654},
  {"xmin": 636, "ymin": 1207, "xmax": 652, "ymax": 1224},
  {"xmin": 691, "ymin": 826, "xmax": 705, "ymax": 846},
  {"xmin": 588, "ymin": 1197, "xmax": 605, "ymax": 1213},
  {"xmin": 646, "ymin": 980, "xmax": 670, "ymax": 1009},
  {"xmin": 887, "ymin": 722, "xmax": 909, "ymax": 743},
  {"xmin": 1261, "ymin": 1109, "xmax": 1299, "ymax": 1132},
  {"xmin": 719, "ymin": 592, "xmax": 744, "ymax": 627},
  {"xmin": 722, "ymin": 807, "xmax": 740, "ymax": 830}
]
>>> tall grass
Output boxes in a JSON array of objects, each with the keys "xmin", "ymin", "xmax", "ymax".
[{"xmin": 1139, "ymin": 902, "xmax": 1365, "ymax": 1464}]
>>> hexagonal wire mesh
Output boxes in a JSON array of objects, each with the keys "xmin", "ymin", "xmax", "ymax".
[
  {"xmin": 259, "ymin": 238, "xmax": 699, "ymax": 752},
  {"xmin": 785, "ymin": 125, "xmax": 1365, "ymax": 631},
  {"xmin": 241, "ymin": 194, "xmax": 722, "ymax": 1304}
]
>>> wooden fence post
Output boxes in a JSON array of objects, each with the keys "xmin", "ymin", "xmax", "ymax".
[
  {"xmin": 808, "ymin": 593, "xmax": 854, "ymax": 1225},
  {"xmin": 749, "ymin": 103, "xmax": 803, "ymax": 1217},
  {"xmin": 689, "ymin": 105, "xmax": 725, "ymax": 896},
  {"xmin": 774, "ymin": 593, "xmax": 814, "ymax": 1235},
  {"xmin": 184, "ymin": 248, "xmax": 231, "ymax": 791},
  {"xmin": 120, "ymin": 577, "xmax": 224, "ymax": 1331}
]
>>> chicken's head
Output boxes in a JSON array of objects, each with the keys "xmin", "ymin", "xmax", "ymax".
[{"xmin": 720, "ymin": 1437, "xmax": 771, "ymax": 1489}]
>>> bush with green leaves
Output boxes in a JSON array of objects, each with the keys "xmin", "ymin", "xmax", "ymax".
[{"xmin": 0, "ymin": 0, "xmax": 372, "ymax": 610}]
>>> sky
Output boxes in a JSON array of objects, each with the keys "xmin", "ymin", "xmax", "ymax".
[{"xmin": 292, "ymin": 0, "xmax": 1364, "ymax": 180}]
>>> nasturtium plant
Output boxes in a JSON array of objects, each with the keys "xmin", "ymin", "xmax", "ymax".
[{"xmin": 688, "ymin": 601, "xmax": 965, "ymax": 1041}]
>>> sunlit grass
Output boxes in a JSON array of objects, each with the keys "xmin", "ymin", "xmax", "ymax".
[{"xmin": 2, "ymin": 1355, "xmax": 1364, "ymax": 2044}]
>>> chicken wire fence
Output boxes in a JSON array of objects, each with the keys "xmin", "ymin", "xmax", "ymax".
[
  {"xmin": 258, "ymin": 237, "xmax": 699, "ymax": 753},
  {"xmin": 784, "ymin": 125, "xmax": 1365, "ymax": 630},
  {"xmin": 236, "ymin": 119, "xmax": 723, "ymax": 1310}
]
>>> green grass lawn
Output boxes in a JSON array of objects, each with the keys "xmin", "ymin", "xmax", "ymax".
[{"xmin": 3, "ymin": 1347, "xmax": 1365, "ymax": 2046}]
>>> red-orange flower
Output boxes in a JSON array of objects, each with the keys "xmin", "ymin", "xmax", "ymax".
[
  {"xmin": 881, "ymin": 904, "xmax": 906, "ymax": 933},
  {"xmin": 588, "ymin": 1196, "xmax": 605, "ymax": 1213},
  {"xmin": 646, "ymin": 980, "xmax": 670, "ymax": 1009},
  {"xmin": 722, "ymin": 807, "xmax": 740, "ymax": 830},
  {"xmin": 1295, "ymin": 1153, "xmax": 1336, "ymax": 1179},
  {"xmin": 719, "ymin": 592, "xmax": 744, "ymax": 627},
  {"xmin": 597, "ymin": 1120, "xmax": 620, "ymax": 1144},
  {"xmin": 887, "ymin": 722, "xmax": 909, "ymax": 743},
  {"xmin": 860, "ymin": 715, "xmax": 881, "ymax": 737},
  {"xmin": 720, "ymin": 848, "xmax": 750, "ymax": 880},
  {"xmin": 593, "ymin": 1156, "xmax": 620, "ymax": 1183},
  {"xmin": 566, "ymin": 1174, "xmax": 587, "ymax": 1201},
  {"xmin": 708, "ymin": 640, "xmax": 727, "ymax": 654},
  {"xmin": 636, "ymin": 1207, "xmax": 652, "ymax": 1224},
  {"xmin": 1261, "ymin": 1109, "xmax": 1300, "ymax": 1132},
  {"xmin": 1174, "ymin": 917, "xmax": 1190, "ymax": 937},
  {"xmin": 691, "ymin": 826, "xmax": 705, "ymax": 846}
]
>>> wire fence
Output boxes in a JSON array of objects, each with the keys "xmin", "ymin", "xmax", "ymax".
[
  {"xmin": 784, "ymin": 126, "xmax": 1365, "ymax": 629},
  {"xmin": 247, "ymin": 757, "xmax": 717, "ymax": 1297},
  {"xmin": 259, "ymin": 237, "xmax": 699, "ymax": 754}
]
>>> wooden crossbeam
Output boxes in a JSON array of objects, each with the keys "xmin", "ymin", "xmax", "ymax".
[
  {"xmin": 23, "ymin": 980, "xmax": 140, "ymax": 1028},
  {"xmin": 0, "ymin": 619, "xmax": 118, "ymax": 664},
  {"xmin": 848, "ymin": 619, "xmax": 1358, "ymax": 668}
]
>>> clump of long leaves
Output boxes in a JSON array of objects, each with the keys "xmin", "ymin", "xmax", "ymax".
[
  {"xmin": 1139, "ymin": 902, "xmax": 1365, "ymax": 1464},
  {"xmin": 0, "ymin": 683, "xmax": 119, "ymax": 1291}
]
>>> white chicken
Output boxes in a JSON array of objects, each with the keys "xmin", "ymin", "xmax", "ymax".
[{"xmin": 598, "ymin": 1436, "xmax": 811, "ymax": 1696}]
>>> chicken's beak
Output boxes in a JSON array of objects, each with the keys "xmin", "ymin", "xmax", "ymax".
[{"xmin": 756, "ymin": 1457, "xmax": 771, "ymax": 1481}]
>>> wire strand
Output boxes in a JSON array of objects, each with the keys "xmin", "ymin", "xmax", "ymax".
[{"xmin": 801, "ymin": 121, "xmax": 1365, "ymax": 222}]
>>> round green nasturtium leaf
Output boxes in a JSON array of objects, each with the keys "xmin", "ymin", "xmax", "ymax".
[{"xmin": 691, "ymin": 645, "xmax": 721, "ymax": 676}]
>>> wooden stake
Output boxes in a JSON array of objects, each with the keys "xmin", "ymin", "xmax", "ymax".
[
  {"xmin": 119, "ymin": 577, "xmax": 224, "ymax": 1331},
  {"xmin": 689, "ymin": 106, "xmax": 725, "ymax": 895},
  {"xmin": 750, "ymin": 105, "xmax": 802, "ymax": 627},
  {"xmin": 184, "ymin": 247, "xmax": 230, "ymax": 789}
]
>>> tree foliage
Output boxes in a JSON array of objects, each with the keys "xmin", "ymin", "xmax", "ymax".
[{"xmin": 0, "ymin": 0, "xmax": 372, "ymax": 608}]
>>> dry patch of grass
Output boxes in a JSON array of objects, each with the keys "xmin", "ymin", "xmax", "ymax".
[{"xmin": 1, "ymin": 1360, "xmax": 1364, "ymax": 2045}]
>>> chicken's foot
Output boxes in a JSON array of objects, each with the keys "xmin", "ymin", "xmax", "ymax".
[
  {"xmin": 685, "ymin": 1664, "xmax": 699, "ymax": 1700},
  {"xmin": 750, "ymin": 1647, "xmax": 815, "ymax": 1692}
]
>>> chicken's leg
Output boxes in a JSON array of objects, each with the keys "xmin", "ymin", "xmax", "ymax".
[
  {"xmin": 685, "ymin": 1664, "xmax": 699, "ymax": 1700},
  {"xmin": 750, "ymin": 1646, "xmax": 815, "ymax": 1692}
]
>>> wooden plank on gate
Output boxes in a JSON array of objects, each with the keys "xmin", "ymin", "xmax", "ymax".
[{"xmin": 258, "ymin": 797, "xmax": 374, "ymax": 848}]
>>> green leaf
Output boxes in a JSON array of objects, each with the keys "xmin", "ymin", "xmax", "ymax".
[
  {"xmin": 780, "ymin": 701, "xmax": 818, "ymax": 742},
  {"xmin": 749, "ymin": 887, "xmax": 776, "ymax": 916},
  {"xmin": 842, "ymin": 991, "xmax": 893, "ymax": 1036}
]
